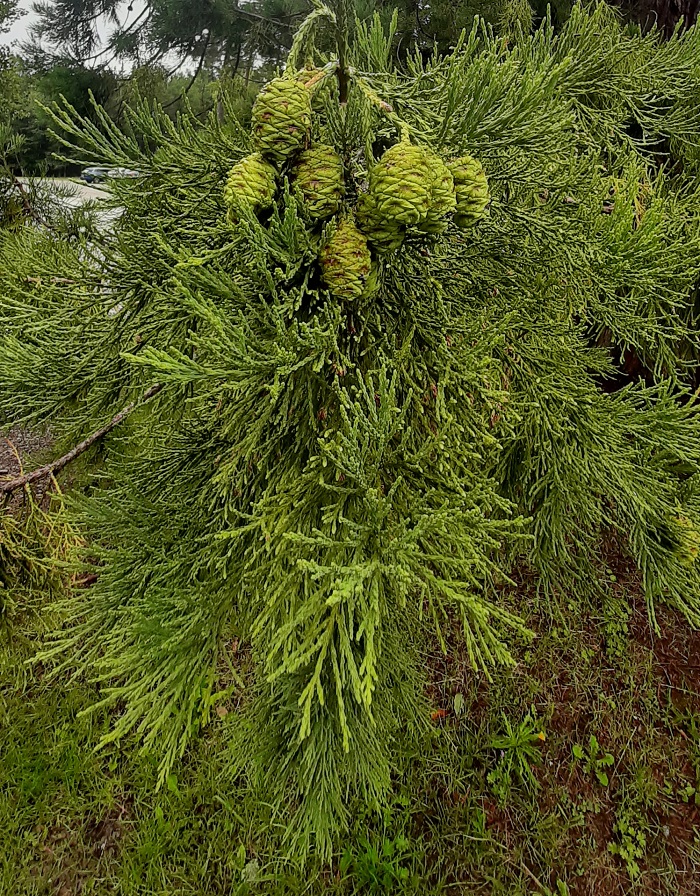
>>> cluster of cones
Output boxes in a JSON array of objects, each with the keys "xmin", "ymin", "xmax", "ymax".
[{"xmin": 223, "ymin": 73, "xmax": 490, "ymax": 301}]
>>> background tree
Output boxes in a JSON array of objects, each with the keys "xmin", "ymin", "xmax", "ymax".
[
  {"xmin": 11, "ymin": 59, "xmax": 117, "ymax": 172},
  {"xmin": 0, "ymin": 0, "xmax": 19, "ymax": 42},
  {"xmin": 0, "ymin": 0, "xmax": 22, "ymax": 121},
  {"xmin": 27, "ymin": 0, "xmax": 310, "ymax": 77},
  {"xmin": 26, "ymin": 0, "xmax": 700, "ymax": 80}
]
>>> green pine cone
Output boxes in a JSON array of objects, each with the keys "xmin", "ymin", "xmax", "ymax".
[
  {"xmin": 319, "ymin": 217, "xmax": 372, "ymax": 300},
  {"xmin": 364, "ymin": 222, "xmax": 405, "ymax": 254},
  {"xmin": 252, "ymin": 77, "xmax": 312, "ymax": 163},
  {"xmin": 292, "ymin": 145, "xmax": 345, "ymax": 220},
  {"xmin": 429, "ymin": 152, "xmax": 457, "ymax": 216},
  {"xmin": 419, "ymin": 152, "xmax": 457, "ymax": 235},
  {"xmin": 356, "ymin": 193, "xmax": 405, "ymax": 254},
  {"xmin": 418, "ymin": 215, "xmax": 449, "ymax": 235},
  {"xmin": 368, "ymin": 141, "xmax": 434, "ymax": 227},
  {"xmin": 448, "ymin": 155, "xmax": 490, "ymax": 229},
  {"xmin": 223, "ymin": 153, "xmax": 277, "ymax": 223}
]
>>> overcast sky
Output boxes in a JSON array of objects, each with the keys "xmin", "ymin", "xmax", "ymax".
[
  {"xmin": 1, "ymin": 0, "xmax": 147, "ymax": 53},
  {"xmin": 2, "ymin": 1, "xmax": 35, "ymax": 46}
]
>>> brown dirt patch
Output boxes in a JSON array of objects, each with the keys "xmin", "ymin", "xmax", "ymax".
[
  {"xmin": 31, "ymin": 802, "xmax": 131, "ymax": 895},
  {"xmin": 0, "ymin": 426, "xmax": 53, "ymax": 478},
  {"xmin": 1, "ymin": 425, "xmax": 54, "ymax": 511},
  {"xmin": 630, "ymin": 604, "xmax": 700, "ymax": 707}
]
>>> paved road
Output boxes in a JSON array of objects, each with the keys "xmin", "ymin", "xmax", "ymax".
[
  {"xmin": 19, "ymin": 177, "xmax": 112, "ymax": 205},
  {"xmin": 53, "ymin": 179, "xmax": 112, "ymax": 205},
  {"xmin": 18, "ymin": 177, "xmax": 120, "ymax": 228}
]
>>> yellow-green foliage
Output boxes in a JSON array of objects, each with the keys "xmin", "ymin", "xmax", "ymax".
[{"xmin": 3, "ymin": 1, "xmax": 700, "ymax": 861}]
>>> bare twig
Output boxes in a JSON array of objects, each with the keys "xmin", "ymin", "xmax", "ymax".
[
  {"xmin": 8, "ymin": 174, "xmax": 49, "ymax": 228},
  {"xmin": 162, "ymin": 33, "xmax": 212, "ymax": 109},
  {"xmin": 0, "ymin": 384, "xmax": 163, "ymax": 495}
]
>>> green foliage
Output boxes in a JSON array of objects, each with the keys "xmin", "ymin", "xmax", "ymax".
[
  {"xmin": 340, "ymin": 833, "xmax": 411, "ymax": 892},
  {"xmin": 4, "ymin": 59, "xmax": 118, "ymax": 174},
  {"xmin": 3, "ymin": 0, "xmax": 700, "ymax": 859},
  {"xmin": 0, "ymin": 483, "xmax": 74, "ymax": 675},
  {"xmin": 3, "ymin": 551, "xmax": 700, "ymax": 893},
  {"xmin": 1, "ymin": 55, "xmax": 242, "ymax": 174},
  {"xmin": 486, "ymin": 710, "xmax": 545, "ymax": 801},
  {"xmin": 0, "ymin": 129, "xmax": 105, "ymax": 264},
  {"xmin": 0, "ymin": 55, "xmax": 26, "ymax": 130},
  {"xmin": 608, "ymin": 811, "xmax": 647, "ymax": 879},
  {"xmin": 572, "ymin": 735, "xmax": 615, "ymax": 787}
]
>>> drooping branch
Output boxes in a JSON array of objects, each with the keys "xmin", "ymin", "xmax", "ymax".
[{"xmin": 0, "ymin": 383, "xmax": 163, "ymax": 495}]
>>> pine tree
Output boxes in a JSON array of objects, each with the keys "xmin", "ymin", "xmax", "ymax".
[{"xmin": 2, "ymin": 1, "xmax": 700, "ymax": 857}]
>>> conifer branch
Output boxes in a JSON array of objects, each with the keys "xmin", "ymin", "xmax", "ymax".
[
  {"xmin": 303, "ymin": 60, "xmax": 339, "ymax": 93},
  {"xmin": 0, "ymin": 384, "xmax": 163, "ymax": 495},
  {"xmin": 6, "ymin": 3, "xmax": 700, "ymax": 855},
  {"xmin": 286, "ymin": 2, "xmax": 336, "ymax": 72}
]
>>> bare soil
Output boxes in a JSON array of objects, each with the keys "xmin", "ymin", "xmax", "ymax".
[
  {"xmin": 0, "ymin": 427, "xmax": 53, "ymax": 477},
  {"xmin": 422, "ymin": 539, "xmax": 700, "ymax": 895}
]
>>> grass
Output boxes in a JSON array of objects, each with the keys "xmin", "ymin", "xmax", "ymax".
[{"xmin": 2, "ymin": 531, "xmax": 700, "ymax": 895}]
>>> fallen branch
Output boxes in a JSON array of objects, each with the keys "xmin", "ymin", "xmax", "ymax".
[{"xmin": 0, "ymin": 383, "xmax": 163, "ymax": 495}]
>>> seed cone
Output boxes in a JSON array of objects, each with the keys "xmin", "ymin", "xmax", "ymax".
[
  {"xmin": 319, "ymin": 217, "xmax": 372, "ymax": 300},
  {"xmin": 252, "ymin": 77, "xmax": 312, "ymax": 163},
  {"xmin": 293, "ymin": 144, "xmax": 345, "ymax": 220},
  {"xmin": 419, "ymin": 152, "xmax": 457, "ymax": 235},
  {"xmin": 356, "ymin": 193, "xmax": 405, "ymax": 255},
  {"xmin": 223, "ymin": 153, "xmax": 277, "ymax": 223},
  {"xmin": 448, "ymin": 155, "xmax": 490, "ymax": 228},
  {"xmin": 368, "ymin": 141, "xmax": 434, "ymax": 226},
  {"xmin": 359, "ymin": 142, "xmax": 457, "ymax": 248}
]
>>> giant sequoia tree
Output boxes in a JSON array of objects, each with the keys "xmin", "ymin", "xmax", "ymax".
[{"xmin": 3, "ymin": 0, "xmax": 700, "ymax": 856}]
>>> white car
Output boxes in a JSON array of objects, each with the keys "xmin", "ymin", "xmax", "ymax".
[{"xmin": 106, "ymin": 167, "xmax": 141, "ymax": 179}]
